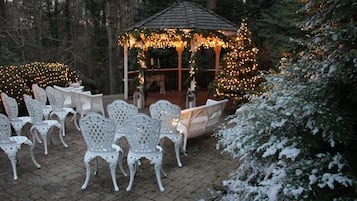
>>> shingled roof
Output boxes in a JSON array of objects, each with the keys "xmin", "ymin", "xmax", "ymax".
[{"xmin": 127, "ymin": 1, "xmax": 237, "ymax": 31}]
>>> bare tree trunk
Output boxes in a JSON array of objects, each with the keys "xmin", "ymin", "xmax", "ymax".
[
  {"xmin": 0, "ymin": 0, "xmax": 6, "ymax": 23},
  {"xmin": 106, "ymin": 0, "xmax": 115, "ymax": 94},
  {"xmin": 33, "ymin": 0, "xmax": 43, "ymax": 45}
]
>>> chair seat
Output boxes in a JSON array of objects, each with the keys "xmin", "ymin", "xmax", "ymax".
[
  {"xmin": 9, "ymin": 136, "xmax": 32, "ymax": 145},
  {"xmin": 9, "ymin": 117, "xmax": 32, "ymax": 136}
]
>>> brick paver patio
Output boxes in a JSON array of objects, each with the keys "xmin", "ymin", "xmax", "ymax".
[{"xmin": 0, "ymin": 91, "xmax": 239, "ymax": 201}]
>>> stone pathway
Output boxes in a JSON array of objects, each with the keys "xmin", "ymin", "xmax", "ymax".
[{"xmin": 0, "ymin": 92, "xmax": 239, "ymax": 201}]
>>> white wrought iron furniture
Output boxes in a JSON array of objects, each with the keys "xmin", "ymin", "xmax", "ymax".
[
  {"xmin": 107, "ymin": 99, "xmax": 138, "ymax": 143},
  {"xmin": 79, "ymin": 112, "xmax": 127, "ymax": 192},
  {"xmin": 24, "ymin": 94, "xmax": 65, "ymax": 168},
  {"xmin": 53, "ymin": 85, "xmax": 83, "ymax": 108},
  {"xmin": 1, "ymin": 92, "xmax": 32, "ymax": 136},
  {"xmin": 123, "ymin": 114, "xmax": 166, "ymax": 192},
  {"xmin": 77, "ymin": 91, "xmax": 105, "ymax": 115},
  {"xmin": 72, "ymin": 91, "xmax": 105, "ymax": 130},
  {"xmin": 0, "ymin": 113, "xmax": 33, "ymax": 180},
  {"xmin": 46, "ymin": 86, "xmax": 76, "ymax": 136},
  {"xmin": 149, "ymin": 100, "xmax": 183, "ymax": 167},
  {"xmin": 177, "ymin": 99, "xmax": 229, "ymax": 153},
  {"xmin": 32, "ymin": 84, "xmax": 52, "ymax": 120}
]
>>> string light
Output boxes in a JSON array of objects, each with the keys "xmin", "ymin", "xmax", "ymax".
[
  {"xmin": 0, "ymin": 62, "xmax": 79, "ymax": 111},
  {"xmin": 118, "ymin": 28, "xmax": 230, "ymax": 85},
  {"xmin": 214, "ymin": 19, "xmax": 264, "ymax": 104}
]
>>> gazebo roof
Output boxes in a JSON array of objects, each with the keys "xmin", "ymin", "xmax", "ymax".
[{"xmin": 126, "ymin": 1, "xmax": 237, "ymax": 31}]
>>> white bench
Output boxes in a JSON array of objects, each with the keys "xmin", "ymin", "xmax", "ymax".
[{"xmin": 177, "ymin": 99, "xmax": 229, "ymax": 153}]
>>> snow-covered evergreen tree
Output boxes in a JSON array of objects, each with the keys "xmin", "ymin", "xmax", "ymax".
[{"xmin": 215, "ymin": 0, "xmax": 357, "ymax": 200}]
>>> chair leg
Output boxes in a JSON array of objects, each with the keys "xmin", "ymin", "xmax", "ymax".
[
  {"xmin": 60, "ymin": 118, "xmax": 66, "ymax": 137},
  {"xmin": 58, "ymin": 127, "xmax": 68, "ymax": 148},
  {"xmin": 174, "ymin": 141, "xmax": 183, "ymax": 167},
  {"xmin": 82, "ymin": 154, "xmax": 92, "ymax": 190},
  {"xmin": 126, "ymin": 156, "xmax": 137, "ymax": 191},
  {"xmin": 32, "ymin": 125, "xmax": 51, "ymax": 155},
  {"xmin": 29, "ymin": 127, "xmax": 41, "ymax": 168},
  {"xmin": 154, "ymin": 162, "xmax": 165, "ymax": 192},
  {"xmin": 183, "ymin": 133, "xmax": 188, "ymax": 155},
  {"xmin": 118, "ymin": 152, "xmax": 127, "ymax": 177},
  {"xmin": 73, "ymin": 113, "xmax": 81, "ymax": 131},
  {"xmin": 1, "ymin": 147, "xmax": 19, "ymax": 180},
  {"xmin": 109, "ymin": 161, "xmax": 119, "ymax": 192},
  {"xmin": 94, "ymin": 157, "xmax": 98, "ymax": 175}
]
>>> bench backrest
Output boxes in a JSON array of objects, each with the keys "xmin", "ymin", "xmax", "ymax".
[{"xmin": 179, "ymin": 99, "xmax": 228, "ymax": 139}]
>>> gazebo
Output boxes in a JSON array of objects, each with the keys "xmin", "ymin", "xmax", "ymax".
[{"xmin": 119, "ymin": 1, "xmax": 237, "ymax": 99}]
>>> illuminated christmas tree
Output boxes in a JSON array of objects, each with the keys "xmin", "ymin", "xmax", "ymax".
[{"xmin": 214, "ymin": 19, "xmax": 262, "ymax": 104}]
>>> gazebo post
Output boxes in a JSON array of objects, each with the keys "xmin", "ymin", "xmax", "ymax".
[
  {"xmin": 124, "ymin": 44, "xmax": 129, "ymax": 100},
  {"xmin": 214, "ymin": 45, "xmax": 221, "ymax": 76},
  {"xmin": 176, "ymin": 42, "xmax": 184, "ymax": 91}
]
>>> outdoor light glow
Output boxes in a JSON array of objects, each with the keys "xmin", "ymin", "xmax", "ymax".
[
  {"xmin": 118, "ymin": 28, "xmax": 230, "ymax": 85},
  {"xmin": 214, "ymin": 19, "xmax": 263, "ymax": 103},
  {"xmin": 119, "ymin": 29, "xmax": 227, "ymax": 50},
  {"xmin": 0, "ymin": 62, "xmax": 79, "ymax": 107}
]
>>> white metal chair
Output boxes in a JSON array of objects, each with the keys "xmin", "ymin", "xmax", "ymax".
[
  {"xmin": 150, "ymin": 100, "xmax": 183, "ymax": 167},
  {"xmin": 79, "ymin": 112, "xmax": 127, "ymax": 192},
  {"xmin": 124, "ymin": 114, "xmax": 166, "ymax": 192},
  {"xmin": 24, "ymin": 95, "xmax": 65, "ymax": 168},
  {"xmin": 46, "ymin": 86, "xmax": 76, "ymax": 136},
  {"xmin": 107, "ymin": 100, "xmax": 138, "ymax": 143},
  {"xmin": 32, "ymin": 84, "xmax": 52, "ymax": 120},
  {"xmin": 1, "ymin": 92, "xmax": 32, "ymax": 136},
  {"xmin": 0, "ymin": 113, "xmax": 33, "ymax": 180}
]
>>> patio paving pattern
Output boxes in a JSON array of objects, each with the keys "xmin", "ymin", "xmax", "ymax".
[{"xmin": 0, "ymin": 91, "xmax": 239, "ymax": 201}]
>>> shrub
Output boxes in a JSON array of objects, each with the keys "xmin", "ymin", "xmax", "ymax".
[
  {"xmin": 0, "ymin": 62, "xmax": 79, "ymax": 115},
  {"xmin": 215, "ymin": 0, "xmax": 357, "ymax": 200}
]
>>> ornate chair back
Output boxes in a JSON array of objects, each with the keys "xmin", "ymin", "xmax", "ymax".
[
  {"xmin": 23, "ymin": 95, "xmax": 45, "ymax": 124},
  {"xmin": 125, "ymin": 114, "xmax": 161, "ymax": 153},
  {"xmin": 107, "ymin": 100, "xmax": 138, "ymax": 134},
  {"xmin": 32, "ymin": 84, "xmax": 48, "ymax": 106},
  {"xmin": 0, "ymin": 113, "xmax": 13, "ymax": 143},
  {"xmin": 80, "ymin": 112, "xmax": 116, "ymax": 152},
  {"xmin": 46, "ymin": 86, "xmax": 64, "ymax": 110},
  {"xmin": 150, "ymin": 100, "xmax": 181, "ymax": 134},
  {"xmin": 1, "ymin": 92, "xmax": 19, "ymax": 120}
]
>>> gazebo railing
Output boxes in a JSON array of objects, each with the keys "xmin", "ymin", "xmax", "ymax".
[{"xmin": 127, "ymin": 68, "xmax": 216, "ymax": 96}]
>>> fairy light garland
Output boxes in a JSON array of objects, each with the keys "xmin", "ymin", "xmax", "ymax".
[
  {"xmin": 214, "ymin": 19, "xmax": 263, "ymax": 103},
  {"xmin": 118, "ymin": 28, "xmax": 230, "ymax": 83},
  {"xmin": 0, "ymin": 62, "xmax": 79, "ymax": 110}
]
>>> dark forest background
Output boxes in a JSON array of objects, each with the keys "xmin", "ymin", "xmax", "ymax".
[{"xmin": 0, "ymin": 0, "xmax": 304, "ymax": 95}]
